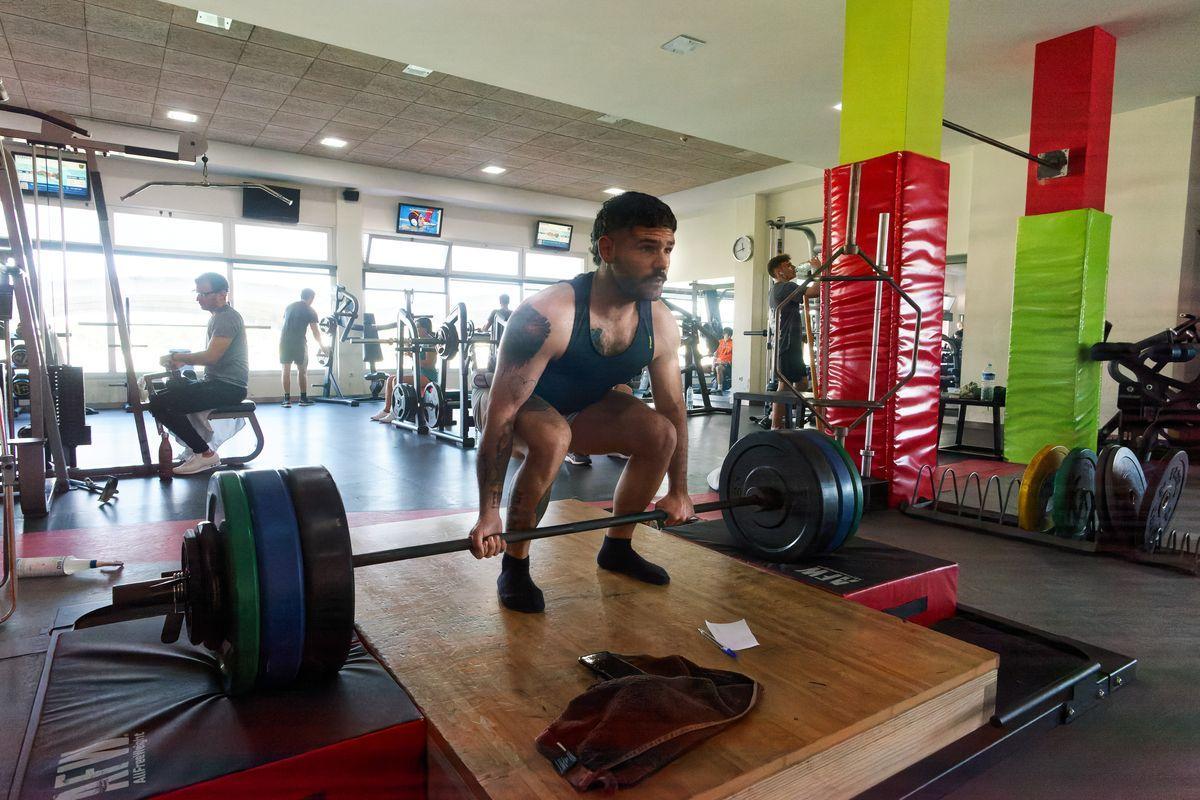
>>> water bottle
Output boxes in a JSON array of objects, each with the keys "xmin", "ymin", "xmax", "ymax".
[
  {"xmin": 981, "ymin": 363, "xmax": 996, "ymax": 402},
  {"xmin": 16, "ymin": 556, "xmax": 124, "ymax": 578}
]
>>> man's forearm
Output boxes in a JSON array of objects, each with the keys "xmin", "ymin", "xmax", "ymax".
[
  {"xmin": 178, "ymin": 350, "xmax": 213, "ymax": 366},
  {"xmin": 476, "ymin": 419, "xmax": 515, "ymax": 514},
  {"xmin": 664, "ymin": 408, "xmax": 689, "ymax": 493}
]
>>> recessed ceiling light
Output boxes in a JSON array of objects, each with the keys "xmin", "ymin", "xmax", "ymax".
[
  {"xmin": 604, "ymin": 187, "xmax": 626, "ymax": 196},
  {"xmin": 166, "ymin": 109, "xmax": 198, "ymax": 123},
  {"xmin": 597, "ymin": 114, "xmax": 624, "ymax": 124},
  {"xmin": 661, "ymin": 34, "xmax": 706, "ymax": 55},
  {"xmin": 833, "ymin": 102, "xmax": 842, "ymax": 111},
  {"xmin": 320, "ymin": 137, "xmax": 348, "ymax": 148},
  {"xmin": 402, "ymin": 64, "xmax": 434, "ymax": 78},
  {"xmin": 195, "ymin": 11, "xmax": 233, "ymax": 30},
  {"xmin": 481, "ymin": 165, "xmax": 507, "ymax": 175}
]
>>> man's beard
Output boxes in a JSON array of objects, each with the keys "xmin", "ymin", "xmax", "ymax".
[{"xmin": 609, "ymin": 263, "xmax": 667, "ymax": 300}]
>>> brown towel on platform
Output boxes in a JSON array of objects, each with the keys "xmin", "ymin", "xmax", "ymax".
[{"xmin": 535, "ymin": 654, "xmax": 760, "ymax": 792}]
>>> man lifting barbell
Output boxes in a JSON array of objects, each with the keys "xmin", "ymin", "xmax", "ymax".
[{"xmin": 470, "ymin": 192, "xmax": 695, "ymax": 613}]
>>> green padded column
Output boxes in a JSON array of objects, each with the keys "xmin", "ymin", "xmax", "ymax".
[
  {"xmin": 839, "ymin": 0, "xmax": 948, "ymax": 164},
  {"xmin": 1004, "ymin": 209, "xmax": 1111, "ymax": 463}
]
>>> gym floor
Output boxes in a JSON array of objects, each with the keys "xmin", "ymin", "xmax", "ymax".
[{"xmin": 2, "ymin": 403, "xmax": 1197, "ymax": 798}]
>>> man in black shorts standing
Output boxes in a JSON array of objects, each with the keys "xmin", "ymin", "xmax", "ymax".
[
  {"xmin": 469, "ymin": 192, "xmax": 694, "ymax": 613},
  {"xmin": 767, "ymin": 254, "xmax": 819, "ymax": 429},
  {"xmin": 151, "ymin": 272, "xmax": 248, "ymax": 475},
  {"xmin": 483, "ymin": 293, "xmax": 513, "ymax": 333},
  {"xmin": 279, "ymin": 288, "xmax": 326, "ymax": 407}
]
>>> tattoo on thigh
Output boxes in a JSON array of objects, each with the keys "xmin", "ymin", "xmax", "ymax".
[{"xmin": 500, "ymin": 305, "xmax": 551, "ymax": 366}]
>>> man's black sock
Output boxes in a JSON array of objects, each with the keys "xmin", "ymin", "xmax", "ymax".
[
  {"xmin": 597, "ymin": 537, "xmax": 670, "ymax": 585},
  {"xmin": 497, "ymin": 554, "xmax": 545, "ymax": 613},
  {"xmin": 300, "ymin": 392, "xmax": 308, "ymax": 400}
]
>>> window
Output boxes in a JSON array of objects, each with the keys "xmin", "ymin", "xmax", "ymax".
[
  {"xmin": 115, "ymin": 212, "xmax": 223, "ymax": 253},
  {"xmin": 525, "ymin": 251, "xmax": 585, "ymax": 280},
  {"xmin": 234, "ymin": 223, "xmax": 329, "ymax": 261},
  {"xmin": 34, "ymin": 251, "xmax": 109, "ymax": 374},
  {"xmin": 366, "ymin": 236, "xmax": 448, "ymax": 270},
  {"xmin": 364, "ymin": 271, "xmax": 446, "ymax": 329},
  {"xmin": 13, "ymin": 203, "xmax": 101, "ymax": 244},
  {"xmin": 450, "ymin": 244, "xmax": 518, "ymax": 276},
  {"xmin": 117, "ymin": 255, "xmax": 227, "ymax": 372},
  {"xmin": 232, "ymin": 264, "xmax": 334, "ymax": 371},
  {"xmin": 449, "ymin": 279, "xmax": 520, "ymax": 330}
]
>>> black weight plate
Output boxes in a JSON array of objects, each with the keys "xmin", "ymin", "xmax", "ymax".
[
  {"xmin": 393, "ymin": 382, "xmax": 418, "ymax": 422},
  {"xmin": 1141, "ymin": 450, "xmax": 1188, "ymax": 552},
  {"xmin": 1051, "ymin": 448, "xmax": 1097, "ymax": 539},
  {"xmin": 797, "ymin": 430, "xmax": 855, "ymax": 553},
  {"xmin": 1104, "ymin": 446, "xmax": 1147, "ymax": 540},
  {"xmin": 181, "ymin": 528, "xmax": 208, "ymax": 647},
  {"xmin": 787, "ymin": 432, "xmax": 842, "ymax": 556},
  {"xmin": 194, "ymin": 520, "xmax": 226, "ymax": 651},
  {"xmin": 422, "ymin": 381, "xmax": 448, "ymax": 429},
  {"xmin": 1094, "ymin": 445, "xmax": 1117, "ymax": 535},
  {"xmin": 282, "ymin": 466, "xmax": 355, "ymax": 682},
  {"xmin": 719, "ymin": 430, "xmax": 834, "ymax": 561}
]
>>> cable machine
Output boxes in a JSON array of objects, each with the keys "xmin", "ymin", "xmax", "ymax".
[{"xmin": 0, "ymin": 97, "xmax": 207, "ymax": 510}]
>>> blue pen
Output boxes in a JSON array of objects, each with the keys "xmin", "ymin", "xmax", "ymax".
[{"xmin": 697, "ymin": 627, "xmax": 737, "ymax": 659}]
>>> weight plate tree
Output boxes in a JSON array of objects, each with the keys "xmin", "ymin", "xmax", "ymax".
[
  {"xmin": 80, "ymin": 429, "xmax": 864, "ymax": 696},
  {"xmin": 1017, "ymin": 444, "xmax": 1068, "ymax": 531}
]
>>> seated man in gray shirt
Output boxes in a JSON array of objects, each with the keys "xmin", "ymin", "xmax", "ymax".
[{"xmin": 150, "ymin": 271, "xmax": 249, "ymax": 476}]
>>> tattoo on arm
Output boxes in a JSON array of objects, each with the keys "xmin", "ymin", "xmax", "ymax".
[
  {"xmin": 499, "ymin": 305, "xmax": 551, "ymax": 367},
  {"xmin": 478, "ymin": 420, "xmax": 514, "ymax": 511}
]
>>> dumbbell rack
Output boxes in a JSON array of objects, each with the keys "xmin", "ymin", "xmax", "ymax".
[{"xmin": 903, "ymin": 464, "xmax": 1200, "ymax": 575}]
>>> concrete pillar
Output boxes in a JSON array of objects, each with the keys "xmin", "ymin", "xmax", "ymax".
[{"xmin": 732, "ymin": 193, "xmax": 769, "ymax": 393}]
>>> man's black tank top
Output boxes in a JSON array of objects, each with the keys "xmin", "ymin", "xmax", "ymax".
[{"xmin": 533, "ymin": 272, "xmax": 655, "ymax": 415}]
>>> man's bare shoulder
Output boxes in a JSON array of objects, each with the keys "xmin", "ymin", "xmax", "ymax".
[{"xmin": 521, "ymin": 282, "xmax": 576, "ymax": 320}]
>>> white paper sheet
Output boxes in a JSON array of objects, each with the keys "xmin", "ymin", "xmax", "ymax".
[{"xmin": 705, "ymin": 619, "xmax": 759, "ymax": 651}]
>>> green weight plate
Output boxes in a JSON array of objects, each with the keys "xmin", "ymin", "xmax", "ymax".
[
  {"xmin": 207, "ymin": 472, "xmax": 260, "ymax": 695},
  {"xmin": 827, "ymin": 435, "xmax": 864, "ymax": 542},
  {"xmin": 1051, "ymin": 447, "xmax": 1098, "ymax": 539}
]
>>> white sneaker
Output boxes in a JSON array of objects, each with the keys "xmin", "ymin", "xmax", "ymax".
[
  {"xmin": 379, "ymin": 411, "xmax": 397, "ymax": 423},
  {"xmin": 173, "ymin": 451, "xmax": 220, "ymax": 475},
  {"xmin": 370, "ymin": 409, "xmax": 391, "ymax": 421}
]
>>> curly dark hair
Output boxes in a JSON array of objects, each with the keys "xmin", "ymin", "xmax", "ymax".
[
  {"xmin": 589, "ymin": 191, "xmax": 676, "ymax": 266},
  {"xmin": 766, "ymin": 254, "xmax": 792, "ymax": 278}
]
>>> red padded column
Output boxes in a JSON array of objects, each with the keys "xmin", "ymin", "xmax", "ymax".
[
  {"xmin": 819, "ymin": 151, "xmax": 948, "ymax": 507},
  {"xmin": 1025, "ymin": 26, "xmax": 1116, "ymax": 216}
]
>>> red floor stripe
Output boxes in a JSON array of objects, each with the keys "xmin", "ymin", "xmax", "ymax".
[{"xmin": 16, "ymin": 494, "xmax": 720, "ymax": 562}]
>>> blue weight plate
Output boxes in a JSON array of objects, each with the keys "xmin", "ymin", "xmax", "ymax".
[
  {"xmin": 798, "ymin": 430, "xmax": 855, "ymax": 552},
  {"xmin": 241, "ymin": 469, "xmax": 306, "ymax": 689}
]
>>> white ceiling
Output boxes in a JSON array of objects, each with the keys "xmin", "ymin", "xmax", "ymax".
[{"xmin": 187, "ymin": 0, "xmax": 1200, "ymax": 168}]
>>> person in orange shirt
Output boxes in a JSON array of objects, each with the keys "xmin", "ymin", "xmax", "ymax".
[{"xmin": 713, "ymin": 327, "xmax": 733, "ymax": 392}]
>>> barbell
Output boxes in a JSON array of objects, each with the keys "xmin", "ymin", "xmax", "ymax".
[{"xmin": 77, "ymin": 429, "xmax": 863, "ymax": 695}]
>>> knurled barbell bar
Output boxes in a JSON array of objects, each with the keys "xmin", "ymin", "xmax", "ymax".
[{"xmin": 77, "ymin": 429, "xmax": 863, "ymax": 696}]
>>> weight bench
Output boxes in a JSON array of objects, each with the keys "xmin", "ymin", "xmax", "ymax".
[
  {"xmin": 209, "ymin": 400, "xmax": 265, "ymax": 467},
  {"xmin": 143, "ymin": 372, "xmax": 265, "ymax": 469}
]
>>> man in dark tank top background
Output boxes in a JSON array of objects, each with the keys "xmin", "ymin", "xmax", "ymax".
[{"xmin": 468, "ymin": 192, "xmax": 695, "ymax": 613}]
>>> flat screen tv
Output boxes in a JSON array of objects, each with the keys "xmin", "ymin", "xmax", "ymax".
[
  {"xmin": 397, "ymin": 203, "xmax": 443, "ymax": 237},
  {"xmin": 242, "ymin": 185, "xmax": 301, "ymax": 224},
  {"xmin": 15, "ymin": 153, "xmax": 89, "ymax": 199},
  {"xmin": 534, "ymin": 220, "xmax": 572, "ymax": 250}
]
